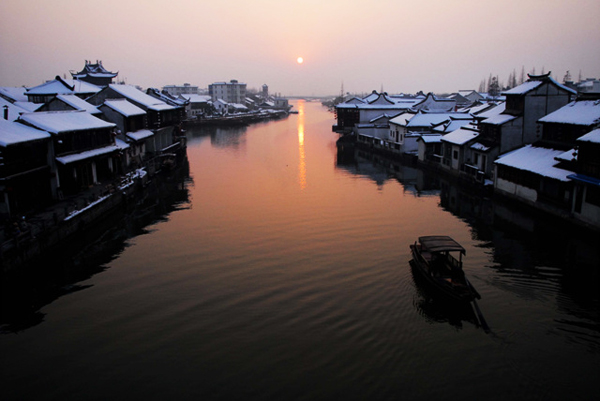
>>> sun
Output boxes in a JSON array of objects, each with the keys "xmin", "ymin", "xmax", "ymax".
[{"xmin": 297, "ymin": 57, "xmax": 304, "ymax": 64}]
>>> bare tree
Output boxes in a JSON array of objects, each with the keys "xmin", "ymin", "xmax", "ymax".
[
  {"xmin": 519, "ymin": 66, "xmax": 526, "ymax": 84},
  {"xmin": 478, "ymin": 79, "xmax": 486, "ymax": 93}
]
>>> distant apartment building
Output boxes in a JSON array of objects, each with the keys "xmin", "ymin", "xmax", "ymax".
[
  {"xmin": 209, "ymin": 80, "xmax": 247, "ymax": 104},
  {"xmin": 163, "ymin": 83, "xmax": 199, "ymax": 97}
]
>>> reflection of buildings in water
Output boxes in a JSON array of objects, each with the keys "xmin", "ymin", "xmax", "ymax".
[
  {"xmin": 335, "ymin": 147, "xmax": 438, "ymax": 196},
  {"xmin": 341, "ymin": 143, "xmax": 599, "ymax": 343},
  {"xmin": 183, "ymin": 125, "xmax": 247, "ymax": 151},
  {"xmin": 438, "ymin": 179, "xmax": 495, "ymax": 228},
  {"xmin": 439, "ymin": 176, "xmax": 600, "ymax": 328},
  {"xmin": 435, "ymin": 174, "xmax": 600, "ymax": 275},
  {"xmin": 1, "ymin": 165, "xmax": 191, "ymax": 333},
  {"xmin": 297, "ymin": 102, "xmax": 306, "ymax": 190},
  {"xmin": 211, "ymin": 126, "xmax": 247, "ymax": 150}
]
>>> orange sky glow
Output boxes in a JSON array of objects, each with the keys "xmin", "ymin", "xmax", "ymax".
[{"xmin": 1, "ymin": 0, "xmax": 599, "ymax": 96}]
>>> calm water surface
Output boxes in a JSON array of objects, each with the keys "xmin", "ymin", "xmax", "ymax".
[{"xmin": 1, "ymin": 100, "xmax": 598, "ymax": 400}]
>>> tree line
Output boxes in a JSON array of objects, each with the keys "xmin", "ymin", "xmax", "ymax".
[{"xmin": 477, "ymin": 67, "xmax": 583, "ymax": 95}]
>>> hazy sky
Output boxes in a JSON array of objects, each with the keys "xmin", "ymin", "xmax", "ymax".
[{"xmin": 1, "ymin": 0, "xmax": 599, "ymax": 96}]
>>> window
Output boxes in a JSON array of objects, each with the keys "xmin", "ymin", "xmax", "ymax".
[{"xmin": 453, "ymin": 150, "xmax": 458, "ymax": 159}]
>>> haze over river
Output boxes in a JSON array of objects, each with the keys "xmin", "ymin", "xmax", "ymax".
[{"xmin": 1, "ymin": 100, "xmax": 598, "ymax": 400}]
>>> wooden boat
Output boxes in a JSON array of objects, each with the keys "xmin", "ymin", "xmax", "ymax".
[{"xmin": 409, "ymin": 236, "xmax": 480, "ymax": 302}]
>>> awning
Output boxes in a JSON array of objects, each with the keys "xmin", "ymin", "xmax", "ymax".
[
  {"xmin": 56, "ymin": 144, "xmax": 120, "ymax": 165},
  {"xmin": 126, "ymin": 129, "xmax": 154, "ymax": 142},
  {"xmin": 568, "ymin": 174, "xmax": 600, "ymax": 187},
  {"xmin": 419, "ymin": 235, "xmax": 466, "ymax": 254}
]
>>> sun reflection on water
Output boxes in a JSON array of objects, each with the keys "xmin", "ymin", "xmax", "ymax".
[{"xmin": 297, "ymin": 100, "xmax": 306, "ymax": 190}]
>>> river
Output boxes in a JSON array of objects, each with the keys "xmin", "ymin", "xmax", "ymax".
[{"xmin": 1, "ymin": 100, "xmax": 598, "ymax": 400}]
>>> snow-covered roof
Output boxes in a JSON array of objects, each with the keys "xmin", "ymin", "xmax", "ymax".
[
  {"xmin": 82, "ymin": 72, "xmax": 116, "ymax": 78},
  {"xmin": 210, "ymin": 80, "xmax": 246, "ymax": 86},
  {"xmin": 433, "ymin": 119, "xmax": 475, "ymax": 134},
  {"xmin": 27, "ymin": 79, "xmax": 101, "ymax": 95},
  {"xmin": 363, "ymin": 92, "xmax": 379, "ymax": 103},
  {"xmin": 370, "ymin": 113, "xmax": 400, "ymax": 123},
  {"xmin": 368, "ymin": 93, "xmax": 395, "ymax": 105},
  {"xmin": 502, "ymin": 75, "xmax": 576, "ymax": 96},
  {"xmin": 0, "ymin": 97, "xmax": 31, "ymax": 121},
  {"xmin": 71, "ymin": 61, "xmax": 117, "ymax": 79},
  {"xmin": 502, "ymin": 80, "xmax": 543, "ymax": 95},
  {"xmin": 103, "ymin": 99, "xmax": 146, "ymax": 117},
  {"xmin": 337, "ymin": 100, "xmax": 419, "ymax": 110},
  {"xmin": 14, "ymin": 101, "xmax": 42, "ymax": 112},
  {"xmin": 0, "ymin": 119, "xmax": 50, "ymax": 146},
  {"xmin": 418, "ymin": 134, "xmax": 443, "ymax": 143},
  {"xmin": 410, "ymin": 93, "xmax": 456, "ymax": 112},
  {"xmin": 481, "ymin": 113, "xmax": 518, "ymax": 125},
  {"xmin": 458, "ymin": 102, "xmax": 494, "ymax": 114},
  {"xmin": 146, "ymin": 88, "xmax": 188, "ymax": 107},
  {"xmin": 180, "ymin": 94, "xmax": 210, "ymax": 103},
  {"xmin": 458, "ymin": 90, "xmax": 478, "ymax": 97},
  {"xmin": 344, "ymin": 96, "xmax": 366, "ymax": 104},
  {"xmin": 405, "ymin": 112, "xmax": 471, "ymax": 128},
  {"xmin": 470, "ymin": 142, "xmax": 491, "ymax": 151},
  {"xmin": 577, "ymin": 128, "xmax": 600, "ymax": 143},
  {"xmin": 441, "ymin": 127, "xmax": 479, "ymax": 145},
  {"xmin": 19, "ymin": 111, "xmax": 115, "ymax": 134},
  {"xmin": 147, "ymin": 103, "xmax": 173, "ymax": 112},
  {"xmin": 0, "ymin": 87, "xmax": 28, "ymax": 102},
  {"xmin": 336, "ymin": 92, "xmax": 420, "ymax": 110},
  {"xmin": 115, "ymin": 138, "xmax": 130, "ymax": 150},
  {"xmin": 56, "ymin": 94, "xmax": 100, "ymax": 114},
  {"xmin": 56, "ymin": 144, "xmax": 120, "ymax": 165},
  {"xmin": 108, "ymin": 84, "xmax": 175, "ymax": 111},
  {"xmin": 475, "ymin": 102, "xmax": 506, "ymax": 119},
  {"xmin": 494, "ymin": 145, "xmax": 574, "ymax": 181},
  {"xmin": 538, "ymin": 100, "xmax": 600, "ymax": 126},
  {"xmin": 389, "ymin": 111, "xmax": 416, "ymax": 126},
  {"xmin": 555, "ymin": 148, "xmax": 577, "ymax": 162},
  {"xmin": 126, "ymin": 129, "xmax": 154, "ymax": 142}
]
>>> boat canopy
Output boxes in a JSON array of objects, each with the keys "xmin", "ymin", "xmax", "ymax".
[{"xmin": 418, "ymin": 236, "xmax": 466, "ymax": 254}]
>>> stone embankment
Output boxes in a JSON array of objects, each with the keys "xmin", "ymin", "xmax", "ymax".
[{"xmin": 0, "ymin": 170, "xmax": 150, "ymax": 272}]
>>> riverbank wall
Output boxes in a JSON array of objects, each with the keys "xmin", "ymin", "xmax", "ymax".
[
  {"xmin": 0, "ymin": 152, "xmax": 189, "ymax": 273},
  {"xmin": 340, "ymin": 135, "xmax": 599, "ymax": 233},
  {"xmin": 1, "ymin": 178, "xmax": 139, "ymax": 272},
  {"xmin": 183, "ymin": 109, "xmax": 289, "ymax": 127}
]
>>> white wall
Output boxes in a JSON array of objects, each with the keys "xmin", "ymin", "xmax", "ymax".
[{"xmin": 496, "ymin": 177, "xmax": 538, "ymax": 202}]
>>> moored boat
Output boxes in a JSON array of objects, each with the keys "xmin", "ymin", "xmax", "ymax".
[{"xmin": 409, "ymin": 235, "xmax": 480, "ymax": 302}]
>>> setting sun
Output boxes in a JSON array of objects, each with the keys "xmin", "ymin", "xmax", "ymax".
[{"xmin": 297, "ymin": 57, "xmax": 304, "ymax": 64}]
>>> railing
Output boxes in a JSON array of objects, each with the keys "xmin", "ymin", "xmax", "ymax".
[{"xmin": 462, "ymin": 163, "xmax": 486, "ymax": 183}]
